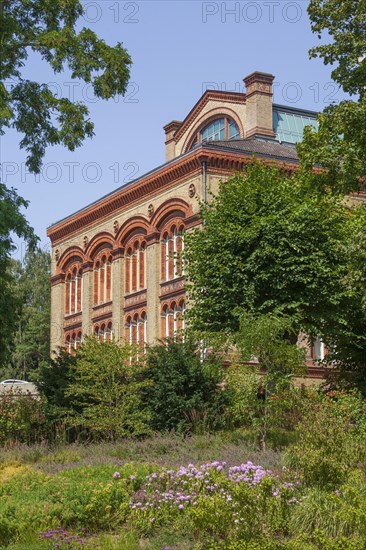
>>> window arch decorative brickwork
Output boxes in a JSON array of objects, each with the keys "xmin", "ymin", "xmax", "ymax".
[
  {"xmin": 125, "ymin": 311, "xmax": 147, "ymax": 346},
  {"xmin": 161, "ymin": 299, "xmax": 185, "ymax": 339},
  {"xmin": 93, "ymin": 253, "xmax": 113, "ymax": 305},
  {"xmin": 125, "ymin": 238, "xmax": 146, "ymax": 294},
  {"xmin": 65, "ymin": 264, "xmax": 83, "ymax": 315},
  {"xmin": 161, "ymin": 222, "xmax": 184, "ymax": 282},
  {"xmin": 187, "ymin": 115, "xmax": 240, "ymax": 150},
  {"xmin": 65, "ymin": 330, "xmax": 82, "ymax": 354},
  {"xmin": 94, "ymin": 321, "xmax": 113, "ymax": 342}
]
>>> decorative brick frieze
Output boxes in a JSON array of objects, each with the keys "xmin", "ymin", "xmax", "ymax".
[
  {"xmin": 92, "ymin": 301, "xmax": 113, "ymax": 320},
  {"xmin": 160, "ymin": 277, "xmax": 185, "ymax": 299},
  {"xmin": 64, "ymin": 312, "xmax": 82, "ymax": 329},
  {"xmin": 124, "ymin": 289, "xmax": 147, "ymax": 310}
]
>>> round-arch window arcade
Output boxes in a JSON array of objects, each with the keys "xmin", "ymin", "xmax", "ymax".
[{"xmin": 190, "ymin": 117, "xmax": 240, "ymax": 149}]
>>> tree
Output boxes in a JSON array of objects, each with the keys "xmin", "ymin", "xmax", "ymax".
[
  {"xmin": 234, "ymin": 311, "xmax": 307, "ymax": 450},
  {"xmin": 4, "ymin": 247, "xmax": 51, "ymax": 380},
  {"xmin": 1, "ymin": 0, "xmax": 132, "ymax": 172},
  {"xmin": 0, "ymin": 0, "xmax": 132, "ymax": 357},
  {"xmin": 297, "ymin": 0, "xmax": 366, "ymax": 193},
  {"xmin": 324, "ymin": 208, "xmax": 366, "ymax": 391},
  {"xmin": 184, "ymin": 162, "xmax": 352, "ymax": 337},
  {"xmin": 0, "ymin": 183, "xmax": 36, "ymax": 366}
]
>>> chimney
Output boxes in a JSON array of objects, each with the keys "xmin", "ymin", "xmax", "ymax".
[
  {"xmin": 163, "ymin": 120, "xmax": 182, "ymax": 162},
  {"xmin": 243, "ymin": 71, "xmax": 275, "ymax": 139}
]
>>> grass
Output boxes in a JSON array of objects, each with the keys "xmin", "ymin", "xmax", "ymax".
[
  {"xmin": 0, "ymin": 430, "xmax": 282, "ymax": 474},
  {"xmin": 0, "ymin": 431, "xmax": 283, "ymax": 549}
]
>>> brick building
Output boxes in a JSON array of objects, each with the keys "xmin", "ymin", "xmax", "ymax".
[{"xmin": 48, "ymin": 70, "xmax": 327, "ymax": 361}]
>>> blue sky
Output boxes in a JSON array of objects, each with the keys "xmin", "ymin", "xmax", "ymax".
[{"xmin": 2, "ymin": 0, "xmax": 347, "ymax": 259}]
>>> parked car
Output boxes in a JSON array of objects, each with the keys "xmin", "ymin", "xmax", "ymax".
[
  {"xmin": 0, "ymin": 379, "xmax": 38, "ymax": 396},
  {"xmin": 0, "ymin": 379, "xmax": 29, "ymax": 385}
]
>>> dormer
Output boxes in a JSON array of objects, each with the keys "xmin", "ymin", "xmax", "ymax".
[{"xmin": 163, "ymin": 71, "xmax": 275, "ymax": 162}]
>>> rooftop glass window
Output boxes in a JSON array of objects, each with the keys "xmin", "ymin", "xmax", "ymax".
[
  {"xmin": 273, "ymin": 110, "xmax": 318, "ymax": 144},
  {"xmin": 189, "ymin": 117, "xmax": 241, "ymax": 150}
]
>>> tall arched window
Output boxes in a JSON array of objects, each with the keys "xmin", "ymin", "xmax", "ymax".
[
  {"xmin": 125, "ymin": 239, "xmax": 146, "ymax": 294},
  {"xmin": 161, "ymin": 224, "xmax": 184, "ymax": 282},
  {"xmin": 189, "ymin": 116, "xmax": 240, "ymax": 149},
  {"xmin": 93, "ymin": 254, "xmax": 113, "ymax": 305},
  {"xmin": 161, "ymin": 300, "xmax": 185, "ymax": 339},
  {"xmin": 94, "ymin": 322, "xmax": 113, "ymax": 342},
  {"xmin": 125, "ymin": 312, "xmax": 147, "ymax": 347},
  {"xmin": 65, "ymin": 265, "xmax": 83, "ymax": 315}
]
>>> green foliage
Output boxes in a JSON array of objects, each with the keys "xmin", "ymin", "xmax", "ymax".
[
  {"xmin": 224, "ymin": 365, "xmax": 261, "ymax": 428},
  {"xmin": 285, "ymin": 390, "xmax": 366, "ymax": 488},
  {"xmin": 37, "ymin": 348, "xmax": 77, "ymax": 431},
  {"xmin": 297, "ymin": 100, "xmax": 366, "ymax": 194},
  {"xmin": 0, "ymin": 389, "xmax": 47, "ymax": 444},
  {"xmin": 235, "ymin": 312, "xmax": 306, "ymax": 380},
  {"xmin": 0, "ymin": 184, "xmax": 37, "ymax": 366},
  {"xmin": 2, "ymin": 247, "xmax": 51, "ymax": 380},
  {"xmin": 142, "ymin": 339, "xmax": 229, "ymax": 433},
  {"xmin": 0, "ymin": 463, "xmax": 150, "ymax": 546},
  {"xmin": 307, "ymin": 0, "xmax": 366, "ymax": 97},
  {"xmin": 66, "ymin": 338, "xmax": 151, "ymax": 440},
  {"xmin": 324, "ymin": 209, "xmax": 366, "ymax": 390},
  {"xmin": 1, "ymin": 0, "xmax": 132, "ymax": 173},
  {"xmin": 184, "ymin": 163, "xmax": 351, "ymax": 336},
  {"xmin": 298, "ymin": 0, "xmax": 366, "ymax": 193}
]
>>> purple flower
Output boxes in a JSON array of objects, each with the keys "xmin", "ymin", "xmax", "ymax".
[{"xmin": 113, "ymin": 471, "xmax": 121, "ymax": 479}]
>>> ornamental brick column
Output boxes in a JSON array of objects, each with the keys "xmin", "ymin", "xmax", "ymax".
[
  {"xmin": 50, "ymin": 275, "xmax": 65, "ymax": 357},
  {"xmin": 146, "ymin": 234, "xmax": 160, "ymax": 344},
  {"xmin": 81, "ymin": 262, "xmax": 93, "ymax": 338},
  {"xmin": 243, "ymin": 71, "xmax": 275, "ymax": 139},
  {"xmin": 111, "ymin": 248, "xmax": 124, "ymax": 342}
]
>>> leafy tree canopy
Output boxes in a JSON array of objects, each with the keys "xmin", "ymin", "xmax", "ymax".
[
  {"xmin": 298, "ymin": 0, "xmax": 366, "ymax": 193},
  {"xmin": 0, "ymin": 183, "xmax": 37, "ymax": 366},
  {"xmin": 1, "ymin": 247, "xmax": 51, "ymax": 380},
  {"xmin": 184, "ymin": 162, "xmax": 353, "ymax": 337},
  {"xmin": 1, "ymin": 0, "xmax": 132, "ymax": 172}
]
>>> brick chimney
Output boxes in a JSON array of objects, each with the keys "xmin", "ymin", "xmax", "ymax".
[
  {"xmin": 243, "ymin": 71, "xmax": 275, "ymax": 139},
  {"xmin": 163, "ymin": 120, "xmax": 182, "ymax": 162}
]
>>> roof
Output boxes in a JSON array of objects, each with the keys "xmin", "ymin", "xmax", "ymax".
[{"xmin": 202, "ymin": 138, "xmax": 299, "ymax": 163}]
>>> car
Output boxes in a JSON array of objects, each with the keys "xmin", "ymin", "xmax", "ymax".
[{"xmin": 0, "ymin": 379, "xmax": 29, "ymax": 385}]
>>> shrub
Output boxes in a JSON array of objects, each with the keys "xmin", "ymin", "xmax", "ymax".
[
  {"xmin": 142, "ymin": 339, "xmax": 229, "ymax": 433},
  {"xmin": 285, "ymin": 390, "xmax": 366, "ymax": 488},
  {"xmin": 0, "ymin": 388, "xmax": 47, "ymax": 445},
  {"xmin": 65, "ymin": 338, "xmax": 151, "ymax": 440}
]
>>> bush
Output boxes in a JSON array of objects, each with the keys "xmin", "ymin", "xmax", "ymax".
[
  {"xmin": 0, "ymin": 388, "xmax": 47, "ymax": 445},
  {"xmin": 65, "ymin": 338, "xmax": 151, "ymax": 441},
  {"xmin": 285, "ymin": 390, "xmax": 366, "ymax": 488},
  {"xmin": 142, "ymin": 339, "xmax": 229, "ymax": 433}
]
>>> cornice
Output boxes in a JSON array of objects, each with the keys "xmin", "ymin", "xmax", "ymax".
[
  {"xmin": 47, "ymin": 152, "xmax": 203, "ymax": 245},
  {"xmin": 47, "ymin": 146, "xmax": 299, "ymax": 246}
]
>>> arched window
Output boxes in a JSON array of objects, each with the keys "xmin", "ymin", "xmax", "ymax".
[
  {"xmin": 93, "ymin": 254, "xmax": 113, "ymax": 305},
  {"xmin": 65, "ymin": 334, "xmax": 71, "ymax": 354},
  {"xmin": 161, "ymin": 224, "xmax": 184, "ymax": 282},
  {"xmin": 106, "ymin": 322, "xmax": 113, "ymax": 341},
  {"xmin": 125, "ymin": 239, "xmax": 146, "ymax": 294},
  {"xmin": 125, "ymin": 313, "xmax": 147, "ymax": 347},
  {"xmin": 76, "ymin": 331, "xmax": 82, "ymax": 350},
  {"xmin": 161, "ymin": 300, "xmax": 185, "ymax": 339},
  {"xmin": 65, "ymin": 265, "xmax": 83, "ymax": 315},
  {"xmin": 189, "ymin": 117, "xmax": 240, "ymax": 149}
]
